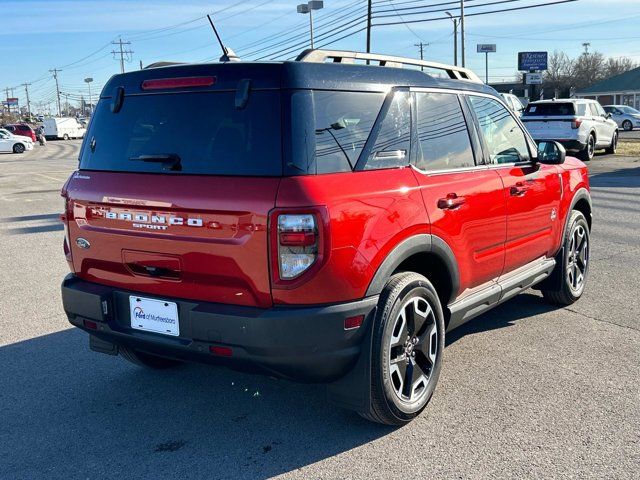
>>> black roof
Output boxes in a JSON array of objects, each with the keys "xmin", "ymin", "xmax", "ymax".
[{"xmin": 101, "ymin": 61, "xmax": 495, "ymax": 97}]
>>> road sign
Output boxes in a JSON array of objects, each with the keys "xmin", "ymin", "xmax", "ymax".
[
  {"xmin": 518, "ymin": 51, "xmax": 548, "ymax": 71},
  {"xmin": 4, "ymin": 98, "xmax": 19, "ymax": 106},
  {"xmin": 525, "ymin": 72, "xmax": 543, "ymax": 85},
  {"xmin": 477, "ymin": 44, "xmax": 496, "ymax": 53}
]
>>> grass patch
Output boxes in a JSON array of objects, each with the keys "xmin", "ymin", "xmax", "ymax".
[{"xmin": 616, "ymin": 140, "xmax": 640, "ymax": 157}]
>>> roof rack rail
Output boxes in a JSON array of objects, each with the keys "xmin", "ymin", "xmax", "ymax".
[{"xmin": 295, "ymin": 49, "xmax": 482, "ymax": 84}]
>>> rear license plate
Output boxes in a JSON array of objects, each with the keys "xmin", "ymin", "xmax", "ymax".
[{"xmin": 129, "ymin": 296, "xmax": 179, "ymax": 336}]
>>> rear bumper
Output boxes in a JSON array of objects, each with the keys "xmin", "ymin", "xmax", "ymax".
[{"xmin": 61, "ymin": 274, "xmax": 378, "ymax": 382}]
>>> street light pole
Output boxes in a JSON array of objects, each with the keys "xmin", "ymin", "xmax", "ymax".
[
  {"xmin": 445, "ymin": 11, "xmax": 458, "ymax": 66},
  {"xmin": 84, "ymin": 77, "xmax": 93, "ymax": 116},
  {"xmin": 297, "ymin": 1, "xmax": 324, "ymax": 49},
  {"xmin": 460, "ymin": 0, "xmax": 465, "ymax": 67}
]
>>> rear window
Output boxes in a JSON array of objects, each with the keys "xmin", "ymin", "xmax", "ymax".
[
  {"xmin": 80, "ymin": 91, "xmax": 282, "ymax": 176},
  {"xmin": 524, "ymin": 103, "xmax": 576, "ymax": 116}
]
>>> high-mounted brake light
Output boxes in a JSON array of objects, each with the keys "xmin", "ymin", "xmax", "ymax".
[{"xmin": 141, "ymin": 76, "xmax": 216, "ymax": 90}]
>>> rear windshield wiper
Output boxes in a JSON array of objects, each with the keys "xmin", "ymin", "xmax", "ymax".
[{"xmin": 130, "ymin": 154, "xmax": 182, "ymax": 171}]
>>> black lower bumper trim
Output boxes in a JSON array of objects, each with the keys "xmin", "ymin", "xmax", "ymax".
[{"xmin": 62, "ymin": 274, "xmax": 378, "ymax": 382}]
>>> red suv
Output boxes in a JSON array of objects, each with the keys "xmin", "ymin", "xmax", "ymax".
[
  {"xmin": 4, "ymin": 123, "xmax": 36, "ymax": 142},
  {"xmin": 60, "ymin": 50, "xmax": 592, "ymax": 425}
]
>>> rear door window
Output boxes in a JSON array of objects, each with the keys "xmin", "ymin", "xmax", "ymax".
[
  {"xmin": 414, "ymin": 92, "xmax": 475, "ymax": 171},
  {"xmin": 80, "ymin": 91, "xmax": 282, "ymax": 176}
]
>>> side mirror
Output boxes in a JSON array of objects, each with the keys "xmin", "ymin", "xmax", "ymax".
[
  {"xmin": 536, "ymin": 141, "xmax": 566, "ymax": 165},
  {"xmin": 605, "ymin": 112, "xmax": 612, "ymax": 119}
]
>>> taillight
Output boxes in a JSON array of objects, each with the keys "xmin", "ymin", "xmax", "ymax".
[
  {"xmin": 277, "ymin": 214, "xmax": 318, "ymax": 279},
  {"xmin": 571, "ymin": 118, "xmax": 582, "ymax": 129},
  {"xmin": 61, "ymin": 194, "xmax": 73, "ymax": 265}
]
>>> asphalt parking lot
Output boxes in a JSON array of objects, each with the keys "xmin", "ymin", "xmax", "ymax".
[{"xmin": 1, "ymin": 141, "xmax": 638, "ymax": 480}]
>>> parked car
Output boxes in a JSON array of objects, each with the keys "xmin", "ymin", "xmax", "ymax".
[
  {"xmin": 43, "ymin": 117, "xmax": 86, "ymax": 140},
  {"xmin": 3, "ymin": 123, "xmax": 36, "ymax": 142},
  {"xmin": 60, "ymin": 50, "xmax": 592, "ymax": 425},
  {"xmin": 500, "ymin": 92, "xmax": 525, "ymax": 116},
  {"xmin": 521, "ymin": 99, "xmax": 618, "ymax": 161},
  {"xmin": 602, "ymin": 104, "xmax": 640, "ymax": 131},
  {"xmin": 0, "ymin": 128, "xmax": 34, "ymax": 153}
]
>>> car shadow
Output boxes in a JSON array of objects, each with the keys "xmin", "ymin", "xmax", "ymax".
[
  {"xmin": 588, "ymin": 166, "xmax": 640, "ymax": 188},
  {"xmin": 446, "ymin": 292, "xmax": 555, "ymax": 346},
  {"xmin": 1, "ymin": 292, "xmax": 557, "ymax": 479}
]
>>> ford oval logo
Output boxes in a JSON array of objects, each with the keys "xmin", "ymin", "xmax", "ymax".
[{"xmin": 76, "ymin": 238, "xmax": 91, "ymax": 249}]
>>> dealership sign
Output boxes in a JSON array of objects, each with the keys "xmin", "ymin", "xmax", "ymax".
[
  {"xmin": 477, "ymin": 44, "xmax": 496, "ymax": 53},
  {"xmin": 3, "ymin": 97, "xmax": 18, "ymax": 107},
  {"xmin": 525, "ymin": 72, "xmax": 543, "ymax": 84},
  {"xmin": 518, "ymin": 51, "xmax": 548, "ymax": 71}
]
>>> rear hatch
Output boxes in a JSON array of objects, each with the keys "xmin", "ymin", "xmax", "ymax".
[
  {"xmin": 521, "ymin": 102, "xmax": 578, "ymax": 139},
  {"xmin": 64, "ymin": 64, "xmax": 283, "ymax": 308}
]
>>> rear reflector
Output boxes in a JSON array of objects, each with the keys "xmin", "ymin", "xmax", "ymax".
[
  {"xmin": 141, "ymin": 76, "xmax": 216, "ymax": 90},
  {"xmin": 83, "ymin": 320, "xmax": 98, "ymax": 330},
  {"xmin": 344, "ymin": 315, "xmax": 364, "ymax": 330},
  {"xmin": 209, "ymin": 345, "xmax": 233, "ymax": 357}
]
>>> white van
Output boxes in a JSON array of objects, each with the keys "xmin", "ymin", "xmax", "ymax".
[{"xmin": 43, "ymin": 117, "xmax": 86, "ymax": 140}]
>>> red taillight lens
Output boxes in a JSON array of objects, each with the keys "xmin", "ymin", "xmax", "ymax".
[
  {"xmin": 209, "ymin": 345, "xmax": 233, "ymax": 357},
  {"xmin": 83, "ymin": 320, "xmax": 98, "ymax": 330},
  {"xmin": 571, "ymin": 119, "xmax": 582, "ymax": 129},
  {"xmin": 344, "ymin": 315, "xmax": 364, "ymax": 330},
  {"xmin": 276, "ymin": 214, "xmax": 318, "ymax": 279},
  {"xmin": 141, "ymin": 76, "xmax": 216, "ymax": 90}
]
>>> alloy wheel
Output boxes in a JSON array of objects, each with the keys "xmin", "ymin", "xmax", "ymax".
[
  {"xmin": 388, "ymin": 296, "xmax": 438, "ymax": 404},
  {"xmin": 567, "ymin": 224, "xmax": 588, "ymax": 294}
]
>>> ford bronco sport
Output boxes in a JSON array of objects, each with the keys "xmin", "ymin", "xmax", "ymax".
[{"xmin": 60, "ymin": 49, "xmax": 592, "ymax": 425}]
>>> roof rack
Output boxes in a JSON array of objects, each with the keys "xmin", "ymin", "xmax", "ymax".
[{"xmin": 295, "ymin": 49, "xmax": 482, "ymax": 84}]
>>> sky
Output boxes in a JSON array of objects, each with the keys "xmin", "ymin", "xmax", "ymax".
[{"xmin": 2, "ymin": 0, "xmax": 640, "ymax": 113}]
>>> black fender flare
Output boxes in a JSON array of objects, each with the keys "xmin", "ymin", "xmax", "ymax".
[
  {"xmin": 365, "ymin": 234, "xmax": 460, "ymax": 304},
  {"xmin": 564, "ymin": 187, "xmax": 592, "ymax": 236}
]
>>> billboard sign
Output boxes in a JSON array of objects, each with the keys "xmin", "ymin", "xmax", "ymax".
[
  {"xmin": 518, "ymin": 51, "xmax": 547, "ymax": 71},
  {"xmin": 3, "ymin": 98, "xmax": 19, "ymax": 107},
  {"xmin": 525, "ymin": 72, "xmax": 543, "ymax": 85},
  {"xmin": 477, "ymin": 44, "xmax": 496, "ymax": 53}
]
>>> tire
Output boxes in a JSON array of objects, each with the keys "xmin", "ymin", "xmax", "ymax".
[
  {"xmin": 622, "ymin": 120, "xmax": 633, "ymax": 131},
  {"xmin": 119, "ymin": 346, "xmax": 183, "ymax": 369},
  {"xmin": 542, "ymin": 210, "xmax": 590, "ymax": 306},
  {"xmin": 63, "ymin": 134, "xmax": 70, "ymax": 140},
  {"xmin": 13, "ymin": 143, "xmax": 25, "ymax": 154},
  {"xmin": 362, "ymin": 272, "xmax": 445, "ymax": 426},
  {"xmin": 578, "ymin": 134, "xmax": 595, "ymax": 161},
  {"xmin": 605, "ymin": 131, "xmax": 618, "ymax": 154}
]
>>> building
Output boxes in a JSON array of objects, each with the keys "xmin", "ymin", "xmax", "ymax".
[{"xmin": 576, "ymin": 66, "xmax": 640, "ymax": 109}]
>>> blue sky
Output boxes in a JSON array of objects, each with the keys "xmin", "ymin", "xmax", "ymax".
[{"xmin": 3, "ymin": 0, "xmax": 640, "ymax": 113}]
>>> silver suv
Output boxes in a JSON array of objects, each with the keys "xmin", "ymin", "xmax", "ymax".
[{"xmin": 522, "ymin": 99, "xmax": 618, "ymax": 161}]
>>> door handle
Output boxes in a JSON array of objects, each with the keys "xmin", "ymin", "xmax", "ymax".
[
  {"xmin": 510, "ymin": 181, "xmax": 530, "ymax": 197},
  {"xmin": 437, "ymin": 193, "xmax": 466, "ymax": 210}
]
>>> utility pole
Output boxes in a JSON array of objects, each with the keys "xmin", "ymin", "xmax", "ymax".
[
  {"xmin": 460, "ymin": 0, "xmax": 465, "ymax": 67},
  {"xmin": 49, "ymin": 68, "xmax": 62, "ymax": 117},
  {"xmin": 22, "ymin": 83, "xmax": 32, "ymax": 120},
  {"xmin": 582, "ymin": 42, "xmax": 591, "ymax": 55},
  {"xmin": 111, "ymin": 37, "xmax": 133, "ymax": 74},
  {"xmin": 366, "ymin": 0, "xmax": 372, "ymax": 54},
  {"xmin": 4, "ymin": 87, "xmax": 9, "ymax": 115},
  {"xmin": 414, "ymin": 42, "xmax": 429, "ymax": 71}
]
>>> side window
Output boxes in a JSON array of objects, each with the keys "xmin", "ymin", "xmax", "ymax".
[
  {"xmin": 414, "ymin": 92, "xmax": 475, "ymax": 171},
  {"xmin": 302, "ymin": 91, "xmax": 384, "ymax": 173},
  {"xmin": 595, "ymin": 103, "xmax": 606, "ymax": 116},
  {"xmin": 363, "ymin": 91, "xmax": 411, "ymax": 170},
  {"xmin": 588, "ymin": 103, "xmax": 600, "ymax": 116},
  {"xmin": 576, "ymin": 104, "xmax": 587, "ymax": 116},
  {"xmin": 468, "ymin": 95, "xmax": 530, "ymax": 164}
]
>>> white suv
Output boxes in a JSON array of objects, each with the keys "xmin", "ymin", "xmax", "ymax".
[{"xmin": 521, "ymin": 99, "xmax": 618, "ymax": 161}]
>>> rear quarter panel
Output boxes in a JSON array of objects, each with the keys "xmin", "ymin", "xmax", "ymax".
[
  {"xmin": 556, "ymin": 156, "xmax": 590, "ymax": 248},
  {"xmin": 274, "ymin": 167, "xmax": 428, "ymax": 305}
]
